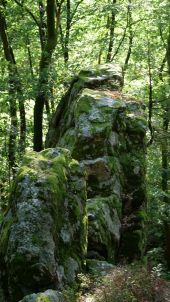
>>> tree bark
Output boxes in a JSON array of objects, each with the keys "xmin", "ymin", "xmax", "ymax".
[
  {"xmin": 106, "ymin": 0, "xmax": 116, "ymax": 62},
  {"xmin": 147, "ymin": 36, "xmax": 154, "ymax": 145},
  {"xmin": 25, "ymin": 34, "xmax": 34, "ymax": 78},
  {"xmin": 161, "ymin": 116, "xmax": 169, "ymax": 203},
  {"xmin": 38, "ymin": 0, "xmax": 46, "ymax": 50},
  {"xmin": 167, "ymin": 26, "xmax": 170, "ymax": 80},
  {"xmin": 64, "ymin": 0, "xmax": 71, "ymax": 63},
  {"xmin": 163, "ymin": 24, "xmax": 170, "ymax": 202},
  {"xmin": 122, "ymin": 0, "xmax": 133, "ymax": 82},
  {"xmin": 163, "ymin": 22, "xmax": 170, "ymax": 270},
  {"xmin": 33, "ymin": 0, "xmax": 57, "ymax": 151}
]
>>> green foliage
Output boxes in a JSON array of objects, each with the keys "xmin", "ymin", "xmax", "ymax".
[{"xmin": 68, "ymin": 265, "xmax": 170, "ymax": 302}]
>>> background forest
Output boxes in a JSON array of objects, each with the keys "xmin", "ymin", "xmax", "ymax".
[{"xmin": 0, "ymin": 0, "xmax": 170, "ymax": 276}]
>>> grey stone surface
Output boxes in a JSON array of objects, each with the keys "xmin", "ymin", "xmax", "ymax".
[
  {"xmin": 46, "ymin": 64, "xmax": 147, "ymax": 263},
  {"xmin": 0, "ymin": 148, "xmax": 87, "ymax": 302},
  {"xmin": 18, "ymin": 289, "xmax": 64, "ymax": 302}
]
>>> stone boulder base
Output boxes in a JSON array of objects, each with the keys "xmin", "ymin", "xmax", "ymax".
[{"xmin": 0, "ymin": 148, "xmax": 87, "ymax": 302}]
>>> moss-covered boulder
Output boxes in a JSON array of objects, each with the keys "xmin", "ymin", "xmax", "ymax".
[
  {"xmin": 46, "ymin": 64, "xmax": 147, "ymax": 264},
  {"xmin": 86, "ymin": 259, "xmax": 114, "ymax": 276},
  {"xmin": 18, "ymin": 290, "xmax": 63, "ymax": 302},
  {"xmin": 0, "ymin": 148, "xmax": 87, "ymax": 302},
  {"xmin": 45, "ymin": 64, "xmax": 123, "ymax": 148}
]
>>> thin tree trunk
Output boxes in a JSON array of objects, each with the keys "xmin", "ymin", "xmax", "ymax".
[
  {"xmin": 111, "ymin": 22, "xmax": 128, "ymax": 61},
  {"xmin": 122, "ymin": 0, "xmax": 133, "ymax": 82},
  {"xmin": 34, "ymin": 0, "xmax": 57, "ymax": 151},
  {"xmin": 0, "ymin": 3, "xmax": 26, "ymax": 175},
  {"xmin": 147, "ymin": 36, "xmax": 154, "ymax": 145},
  {"xmin": 167, "ymin": 26, "xmax": 170, "ymax": 79},
  {"xmin": 106, "ymin": 0, "xmax": 116, "ymax": 62},
  {"xmin": 163, "ymin": 23, "xmax": 170, "ymax": 270},
  {"xmin": 38, "ymin": 0, "xmax": 46, "ymax": 51},
  {"xmin": 8, "ymin": 84, "xmax": 18, "ymax": 177},
  {"xmin": 64, "ymin": 0, "xmax": 71, "ymax": 63},
  {"xmin": 25, "ymin": 35, "xmax": 34, "ymax": 78},
  {"xmin": 18, "ymin": 94, "xmax": 26, "ymax": 153},
  {"xmin": 161, "ymin": 116, "xmax": 169, "ymax": 203},
  {"xmin": 163, "ymin": 25, "xmax": 170, "ymax": 202}
]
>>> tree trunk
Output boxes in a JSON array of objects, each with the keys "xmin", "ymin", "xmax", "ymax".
[
  {"xmin": 161, "ymin": 116, "xmax": 169, "ymax": 203},
  {"xmin": 122, "ymin": 0, "xmax": 133, "ymax": 82},
  {"xmin": 64, "ymin": 0, "xmax": 71, "ymax": 63},
  {"xmin": 38, "ymin": 0, "xmax": 46, "ymax": 50},
  {"xmin": 25, "ymin": 34, "xmax": 34, "ymax": 78},
  {"xmin": 0, "ymin": 3, "xmax": 26, "ymax": 175},
  {"xmin": 163, "ymin": 25, "xmax": 170, "ymax": 202},
  {"xmin": 106, "ymin": 0, "xmax": 116, "ymax": 62},
  {"xmin": 147, "ymin": 36, "xmax": 154, "ymax": 145},
  {"xmin": 18, "ymin": 94, "xmax": 26, "ymax": 154},
  {"xmin": 163, "ymin": 23, "xmax": 170, "ymax": 270},
  {"xmin": 167, "ymin": 26, "xmax": 170, "ymax": 79},
  {"xmin": 33, "ymin": 0, "xmax": 57, "ymax": 151}
]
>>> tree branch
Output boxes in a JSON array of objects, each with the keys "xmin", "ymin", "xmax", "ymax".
[
  {"xmin": 13, "ymin": 0, "xmax": 40, "ymax": 27},
  {"xmin": 111, "ymin": 9, "xmax": 129, "ymax": 61},
  {"xmin": 70, "ymin": 0, "xmax": 84, "ymax": 26},
  {"xmin": 123, "ymin": 0, "xmax": 133, "ymax": 74}
]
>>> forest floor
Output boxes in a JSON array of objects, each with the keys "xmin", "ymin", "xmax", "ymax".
[{"xmin": 66, "ymin": 264, "xmax": 170, "ymax": 302}]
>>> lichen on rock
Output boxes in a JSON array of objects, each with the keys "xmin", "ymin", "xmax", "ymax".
[
  {"xmin": 46, "ymin": 64, "xmax": 147, "ymax": 264},
  {"xmin": 87, "ymin": 196, "xmax": 121, "ymax": 263},
  {"xmin": 0, "ymin": 148, "xmax": 87, "ymax": 302},
  {"xmin": 18, "ymin": 289, "xmax": 64, "ymax": 302}
]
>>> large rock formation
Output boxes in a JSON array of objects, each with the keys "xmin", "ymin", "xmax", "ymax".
[
  {"xmin": 46, "ymin": 64, "xmax": 147, "ymax": 262},
  {"xmin": 0, "ymin": 148, "xmax": 87, "ymax": 302},
  {"xmin": 0, "ymin": 64, "xmax": 147, "ymax": 302}
]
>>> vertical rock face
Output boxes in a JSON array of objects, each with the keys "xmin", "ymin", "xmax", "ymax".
[
  {"xmin": 0, "ymin": 148, "xmax": 87, "ymax": 302},
  {"xmin": 119, "ymin": 103, "xmax": 147, "ymax": 261},
  {"xmin": 0, "ymin": 64, "xmax": 147, "ymax": 302},
  {"xmin": 46, "ymin": 64, "xmax": 147, "ymax": 263}
]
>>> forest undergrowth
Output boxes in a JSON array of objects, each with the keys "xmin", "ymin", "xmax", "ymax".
[{"xmin": 64, "ymin": 264, "xmax": 170, "ymax": 302}]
